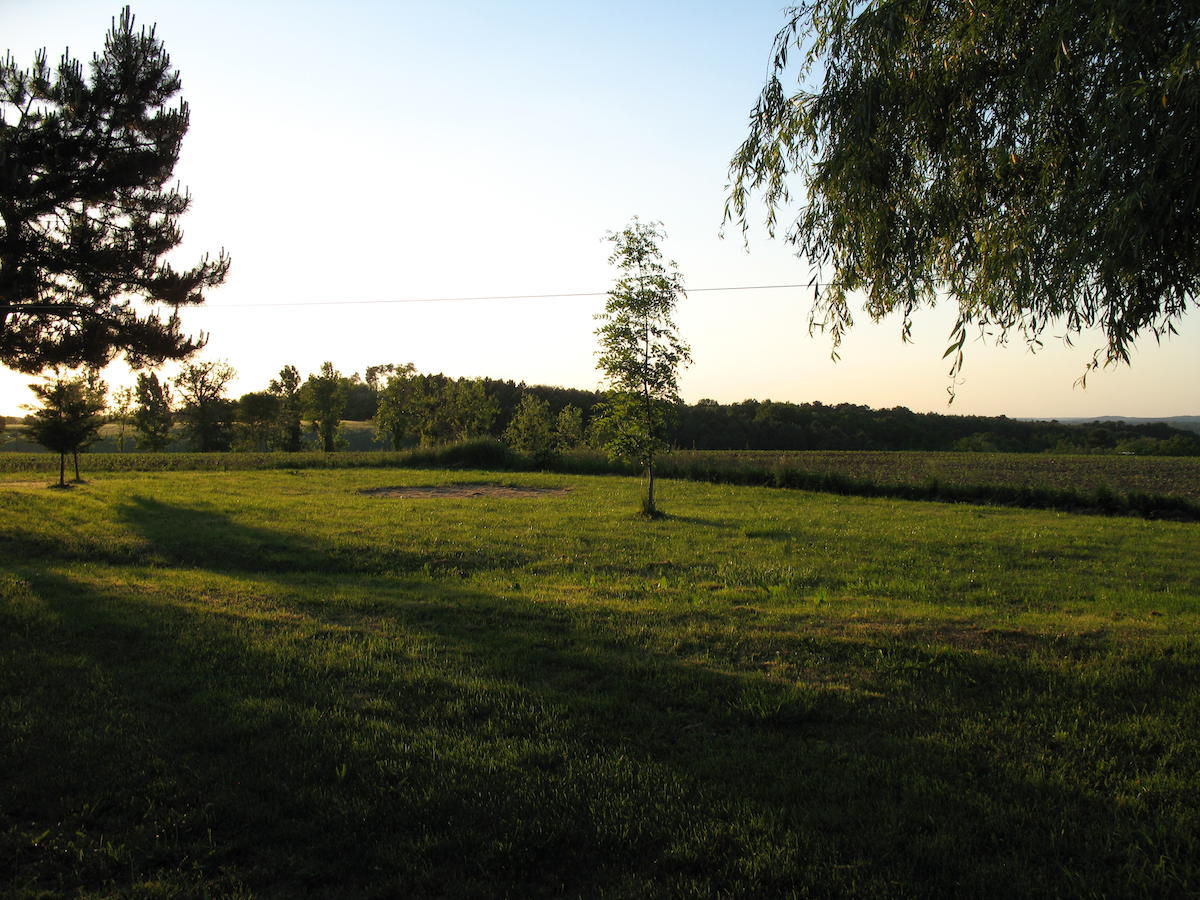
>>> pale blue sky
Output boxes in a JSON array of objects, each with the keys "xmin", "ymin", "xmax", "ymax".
[{"xmin": 2, "ymin": 1, "xmax": 1196, "ymax": 417}]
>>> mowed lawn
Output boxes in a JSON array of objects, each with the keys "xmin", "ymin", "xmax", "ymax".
[{"xmin": 2, "ymin": 468, "xmax": 1198, "ymax": 897}]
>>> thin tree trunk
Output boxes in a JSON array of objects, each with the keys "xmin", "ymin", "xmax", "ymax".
[
  {"xmin": 58, "ymin": 452, "xmax": 65, "ymax": 487},
  {"xmin": 644, "ymin": 463, "xmax": 656, "ymax": 516}
]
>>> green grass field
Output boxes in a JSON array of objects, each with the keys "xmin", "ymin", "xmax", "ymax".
[
  {"xmin": 664, "ymin": 449, "xmax": 1200, "ymax": 503},
  {"xmin": 2, "ymin": 467, "xmax": 1198, "ymax": 896}
]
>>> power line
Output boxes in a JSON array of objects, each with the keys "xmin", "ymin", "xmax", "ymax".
[
  {"xmin": 193, "ymin": 282, "xmax": 816, "ymax": 310},
  {"xmin": 1, "ymin": 282, "xmax": 819, "ymax": 314}
]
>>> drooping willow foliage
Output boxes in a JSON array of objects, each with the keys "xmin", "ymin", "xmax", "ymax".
[{"xmin": 727, "ymin": 0, "xmax": 1199, "ymax": 385}]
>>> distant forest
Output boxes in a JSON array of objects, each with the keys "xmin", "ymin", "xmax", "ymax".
[
  {"xmin": 378, "ymin": 379, "xmax": 1199, "ymax": 456},
  {"xmin": 6, "ymin": 374, "xmax": 1198, "ymax": 456}
]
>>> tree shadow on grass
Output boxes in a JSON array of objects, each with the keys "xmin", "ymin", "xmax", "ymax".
[
  {"xmin": 4, "ymin": 561, "xmax": 1194, "ymax": 897},
  {"xmin": 114, "ymin": 494, "xmax": 527, "ymax": 577}
]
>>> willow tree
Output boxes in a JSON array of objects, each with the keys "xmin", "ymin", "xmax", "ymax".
[
  {"xmin": 0, "ymin": 7, "xmax": 228, "ymax": 374},
  {"xmin": 726, "ymin": 1, "xmax": 1198, "ymax": 386},
  {"xmin": 595, "ymin": 220, "xmax": 691, "ymax": 517}
]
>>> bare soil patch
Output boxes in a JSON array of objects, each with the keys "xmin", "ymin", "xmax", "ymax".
[{"xmin": 358, "ymin": 482, "xmax": 570, "ymax": 500}]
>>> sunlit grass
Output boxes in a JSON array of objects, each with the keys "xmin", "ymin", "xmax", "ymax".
[{"xmin": 2, "ymin": 469, "xmax": 1198, "ymax": 896}]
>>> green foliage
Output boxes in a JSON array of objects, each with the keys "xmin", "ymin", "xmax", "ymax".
[
  {"xmin": 268, "ymin": 364, "xmax": 303, "ymax": 452},
  {"xmin": 727, "ymin": 0, "xmax": 1200, "ymax": 381},
  {"xmin": 174, "ymin": 360, "xmax": 236, "ymax": 452},
  {"xmin": 504, "ymin": 394, "xmax": 558, "ymax": 466},
  {"xmin": 0, "ymin": 7, "xmax": 229, "ymax": 373},
  {"xmin": 21, "ymin": 369, "xmax": 106, "ymax": 484},
  {"xmin": 235, "ymin": 391, "xmax": 280, "ymax": 452},
  {"xmin": 343, "ymin": 377, "xmax": 377, "ymax": 421},
  {"xmin": 132, "ymin": 372, "xmax": 173, "ymax": 452},
  {"xmin": 673, "ymin": 398, "xmax": 1200, "ymax": 455},
  {"xmin": 595, "ymin": 219, "xmax": 691, "ymax": 515},
  {"xmin": 401, "ymin": 436, "xmax": 515, "ymax": 469},
  {"xmin": 404, "ymin": 375, "xmax": 499, "ymax": 446},
  {"xmin": 448, "ymin": 377, "xmax": 499, "ymax": 441},
  {"xmin": 302, "ymin": 361, "xmax": 350, "ymax": 452},
  {"xmin": 555, "ymin": 404, "xmax": 585, "ymax": 452},
  {"xmin": 108, "ymin": 386, "xmax": 135, "ymax": 453},
  {"xmin": 372, "ymin": 363, "xmax": 419, "ymax": 450}
]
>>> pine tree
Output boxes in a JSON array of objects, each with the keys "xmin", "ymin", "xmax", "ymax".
[
  {"xmin": 24, "ymin": 370, "xmax": 107, "ymax": 485},
  {"xmin": 0, "ymin": 8, "xmax": 229, "ymax": 373}
]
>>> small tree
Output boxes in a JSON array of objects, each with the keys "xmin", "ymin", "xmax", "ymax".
[
  {"xmin": 555, "ymin": 404, "xmax": 585, "ymax": 452},
  {"xmin": 24, "ymin": 370, "xmax": 108, "ymax": 485},
  {"xmin": 175, "ymin": 360, "xmax": 236, "ymax": 452},
  {"xmin": 235, "ymin": 391, "xmax": 279, "ymax": 452},
  {"xmin": 302, "ymin": 361, "xmax": 350, "ymax": 452},
  {"xmin": 110, "ymin": 387, "xmax": 135, "ymax": 452},
  {"xmin": 133, "ymin": 371, "xmax": 173, "ymax": 451},
  {"xmin": 504, "ymin": 394, "xmax": 557, "ymax": 466},
  {"xmin": 595, "ymin": 219, "xmax": 691, "ymax": 516},
  {"xmin": 268, "ymin": 364, "xmax": 304, "ymax": 452},
  {"xmin": 449, "ymin": 378, "xmax": 499, "ymax": 441},
  {"xmin": 420, "ymin": 375, "xmax": 459, "ymax": 445},
  {"xmin": 373, "ymin": 363, "xmax": 419, "ymax": 450}
]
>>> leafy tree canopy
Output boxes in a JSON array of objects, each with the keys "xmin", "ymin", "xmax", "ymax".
[
  {"xmin": 268, "ymin": 364, "xmax": 303, "ymax": 452},
  {"xmin": 595, "ymin": 219, "xmax": 691, "ymax": 515},
  {"xmin": 23, "ymin": 369, "xmax": 107, "ymax": 484},
  {"xmin": 0, "ymin": 7, "xmax": 228, "ymax": 374},
  {"xmin": 727, "ymin": 0, "xmax": 1198, "ymax": 382},
  {"xmin": 504, "ymin": 394, "xmax": 557, "ymax": 466},
  {"xmin": 174, "ymin": 359, "xmax": 235, "ymax": 452},
  {"xmin": 372, "ymin": 362, "xmax": 418, "ymax": 451},
  {"xmin": 302, "ymin": 361, "xmax": 350, "ymax": 452},
  {"xmin": 132, "ymin": 370, "xmax": 172, "ymax": 451}
]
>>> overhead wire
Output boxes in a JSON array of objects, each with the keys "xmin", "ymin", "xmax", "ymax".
[
  {"xmin": 1, "ymin": 282, "xmax": 823, "ymax": 314},
  {"xmin": 195, "ymin": 282, "xmax": 817, "ymax": 310}
]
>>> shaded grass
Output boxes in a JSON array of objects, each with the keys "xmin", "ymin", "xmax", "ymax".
[{"xmin": 2, "ymin": 469, "xmax": 1198, "ymax": 896}]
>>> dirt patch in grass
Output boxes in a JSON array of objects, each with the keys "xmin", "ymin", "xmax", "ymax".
[{"xmin": 358, "ymin": 482, "xmax": 570, "ymax": 500}]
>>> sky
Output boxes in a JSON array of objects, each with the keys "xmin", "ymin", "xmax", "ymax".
[{"xmin": 2, "ymin": 0, "xmax": 1197, "ymax": 419}]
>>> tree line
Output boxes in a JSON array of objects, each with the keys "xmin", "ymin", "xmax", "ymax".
[
  {"xmin": 6, "ymin": 9, "xmax": 1196, "ymax": 498},
  {"xmin": 16, "ymin": 358, "xmax": 1198, "ymax": 486}
]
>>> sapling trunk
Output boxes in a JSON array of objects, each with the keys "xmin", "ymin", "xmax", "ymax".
[{"xmin": 643, "ymin": 463, "xmax": 658, "ymax": 517}]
